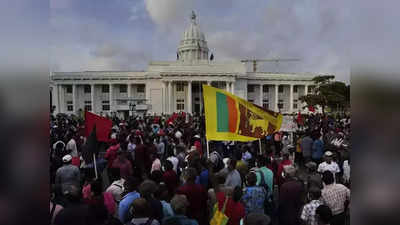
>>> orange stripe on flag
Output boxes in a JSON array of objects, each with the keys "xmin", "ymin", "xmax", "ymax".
[{"xmin": 227, "ymin": 96, "xmax": 237, "ymax": 133}]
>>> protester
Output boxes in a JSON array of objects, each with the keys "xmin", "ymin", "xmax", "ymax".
[
  {"xmin": 176, "ymin": 167, "xmax": 208, "ymax": 225},
  {"xmin": 55, "ymin": 154, "xmax": 80, "ymax": 192},
  {"xmin": 223, "ymin": 158, "xmax": 242, "ymax": 188},
  {"xmin": 321, "ymin": 171, "xmax": 350, "ymax": 225},
  {"xmin": 305, "ymin": 161, "xmax": 323, "ymax": 190},
  {"xmin": 118, "ymin": 176, "xmax": 141, "ymax": 223},
  {"xmin": 215, "ymin": 186, "xmax": 245, "ymax": 225},
  {"xmin": 300, "ymin": 132, "xmax": 313, "ymax": 163},
  {"xmin": 50, "ymin": 110, "xmax": 350, "ymax": 225},
  {"xmin": 105, "ymin": 168, "xmax": 125, "ymax": 203},
  {"xmin": 139, "ymin": 179, "xmax": 164, "ymax": 221},
  {"xmin": 242, "ymin": 172, "xmax": 267, "ymax": 215},
  {"xmin": 278, "ymin": 165, "xmax": 304, "ymax": 225},
  {"xmin": 315, "ymin": 205, "xmax": 333, "ymax": 225},
  {"xmin": 127, "ymin": 198, "xmax": 160, "ymax": 225},
  {"xmin": 300, "ymin": 186, "xmax": 323, "ymax": 225},
  {"xmin": 317, "ymin": 151, "xmax": 340, "ymax": 181},
  {"xmin": 162, "ymin": 194, "xmax": 199, "ymax": 225}
]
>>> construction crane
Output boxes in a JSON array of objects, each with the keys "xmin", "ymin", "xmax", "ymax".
[{"xmin": 240, "ymin": 58, "xmax": 301, "ymax": 72}]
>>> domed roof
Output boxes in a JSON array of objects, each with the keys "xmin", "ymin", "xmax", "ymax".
[
  {"xmin": 177, "ymin": 11, "xmax": 209, "ymax": 62},
  {"xmin": 182, "ymin": 11, "xmax": 206, "ymax": 41}
]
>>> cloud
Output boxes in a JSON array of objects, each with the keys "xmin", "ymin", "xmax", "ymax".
[{"xmin": 144, "ymin": 0, "xmax": 194, "ymax": 29}]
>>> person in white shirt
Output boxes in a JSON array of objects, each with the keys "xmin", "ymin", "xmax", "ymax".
[
  {"xmin": 317, "ymin": 151, "xmax": 340, "ymax": 182},
  {"xmin": 65, "ymin": 134, "xmax": 78, "ymax": 157},
  {"xmin": 167, "ymin": 156, "xmax": 179, "ymax": 173},
  {"xmin": 342, "ymin": 159, "xmax": 350, "ymax": 185},
  {"xmin": 106, "ymin": 168, "xmax": 125, "ymax": 203}
]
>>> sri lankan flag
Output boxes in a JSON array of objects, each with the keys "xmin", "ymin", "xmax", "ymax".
[{"xmin": 203, "ymin": 85, "xmax": 283, "ymax": 141}]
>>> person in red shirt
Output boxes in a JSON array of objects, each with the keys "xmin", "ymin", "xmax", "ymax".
[
  {"xmin": 162, "ymin": 160, "xmax": 179, "ymax": 199},
  {"xmin": 176, "ymin": 167, "xmax": 208, "ymax": 225},
  {"xmin": 112, "ymin": 151, "xmax": 133, "ymax": 180},
  {"xmin": 277, "ymin": 149, "xmax": 292, "ymax": 187},
  {"xmin": 215, "ymin": 186, "xmax": 245, "ymax": 225},
  {"xmin": 104, "ymin": 140, "xmax": 120, "ymax": 169},
  {"xmin": 193, "ymin": 135, "xmax": 202, "ymax": 157}
]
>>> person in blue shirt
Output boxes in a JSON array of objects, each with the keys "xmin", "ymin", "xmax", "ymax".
[
  {"xmin": 162, "ymin": 194, "xmax": 199, "ymax": 225},
  {"xmin": 119, "ymin": 176, "xmax": 141, "ymax": 223},
  {"xmin": 312, "ymin": 134, "xmax": 324, "ymax": 164}
]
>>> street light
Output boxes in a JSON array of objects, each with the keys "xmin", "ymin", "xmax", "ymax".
[{"xmin": 129, "ymin": 102, "xmax": 136, "ymax": 117}]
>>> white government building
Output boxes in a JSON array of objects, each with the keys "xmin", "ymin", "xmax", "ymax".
[{"xmin": 50, "ymin": 12, "xmax": 319, "ymax": 119}]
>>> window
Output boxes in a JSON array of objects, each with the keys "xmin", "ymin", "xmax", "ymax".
[
  {"xmin": 67, "ymin": 101, "xmax": 73, "ymax": 111},
  {"xmin": 84, "ymin": 85, "xmax": 91, "ymax": 93},
  {"xmin": 177, "ymin": 99, "xmax": 185, "ymax": 110},
  {"xmin": 247, "ymin": 85, "xmax": 254, "ymax": 93},
  {"xmin": 293, "ymin": 100, "xmax": 298, "ymax": 109},
  {"xmin": 120, "ymin": 85, "xmax": 127, "ymax": 93},
  {"xmin": 102, "ymin": 85, "xmax": 109, "ymax": 93},
  {"xmin": 137, "ymin": 84, "xmax": 145, "ymax": 93},
  {"xmin": 102, "ymin": 100, "xmax": 110, "ymax": 111},
  {"xmin": 66, "ymin": 85, "xmax": 72, "ymax": 94},
  {"xmin": 248, "ymin": 99, "xmax": 254, "ymax": 103},
  {"xmin": 263, "ymin": 99, "xmax": 269, "ymax": 109},
  {"xmin": 278, "ymin": 85, "xmax": 283, "ymax": 93},
  {"xmin": 176, "ymin": 83, "xmax": 184, "ymax": 92},
  {"xmin": 195, "ymin": 97, "xmax": 200, "ymax": 101},
  {"xmin": 84, "ymin": 101, "xmax": 92, "ymax": 111},
  {"xmin": 294, "ymin": 85, "xmax": 298, "ymax": 93},
  {"xmin": 278, "ymin": 99, "xmax": 284, "ymax": 109},
  {"xmin": 263, "ymin": 85, "xmax": 269, "ymax": 93}
]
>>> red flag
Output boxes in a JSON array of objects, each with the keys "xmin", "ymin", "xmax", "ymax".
[
  {"xmin": 84, "ymin": 111, "xmax": 112, "ymax": 142},
  {"xmin": 297, "ymin": 112, "xmax": 304, "ymax": 125}
]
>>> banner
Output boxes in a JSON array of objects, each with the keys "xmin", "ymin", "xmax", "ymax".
[
  {"xmin": 203, "ymin": 85, "xmax": 283, "ymax": 141},
  {"xmin": 84, "ymin": 111, "xmax": 113, "ymax": 142}
]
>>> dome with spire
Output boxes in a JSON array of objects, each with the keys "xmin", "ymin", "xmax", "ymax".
[{"xmin": 177, "ymin": 11, "xmax": 209, "ymax": 62}]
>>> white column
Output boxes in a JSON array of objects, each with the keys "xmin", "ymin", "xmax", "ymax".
[
  {"xmin": 109, "ymin": 83, "xmax": 113, "ymax": 112},
  {"xmin": 72, "ymin": 84, "xmax": 77, "ymax": 115},
  {"xmin": 59, "ymin": 85, "xmax": 64, "ymax": 113},
  {"xmin": 161, "ymin": 82, "xmax": 166, "ymax": 113},
  {"xmin": 207, "ymin": 81, "xmax": 211, "ymax": 86},
  {"xmin": 188, "ymin": 81, "xmax": 192, "ymax": 114},
  {"xmin": 168, "ymin": 81, "xmax": 172, "ymax": 114},
  {"xmin": 304, "ymin": 84, "xmax": 309, "ymax": 96},
  {"xmin": 231, "ymin": 82, "xmax": 235, "ymax": 94},
  {"xmin": 259, "ymin": 84, "xmax": 263, "ymax": 106},
  {"xmin": 275, "ymin": 84, "xmax": 279, "ymax": 112},
  {"xmin": 289, "ymin": 84, "xmax": 294, "ymax": 113},
  {"xmin": 226, "ymin": 82, "xmax": 230, "ymax": 92},
  {"xmin": 127, "ymin": 83, "xmax": 132, "ymax": 98},
  {"xmin": 91, "ymin": 84, "xmax": 95, "ymax": 112}
]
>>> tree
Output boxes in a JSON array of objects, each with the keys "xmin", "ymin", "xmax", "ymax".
[{"xmin": 299, "ymin": 75, "xmax": 350, "ymax": 115}]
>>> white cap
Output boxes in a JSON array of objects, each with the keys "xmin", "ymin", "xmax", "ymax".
[
  {"xmin": 194, "ymin": 134, "xmax": 200, "ymax": 138},
  {"xmin": 62, "ymin": 154, "xmax": 72, "ymax": 163},
  {"xmin": 324, "ymin": 151, "xmax": 333, "ymax": 156}
]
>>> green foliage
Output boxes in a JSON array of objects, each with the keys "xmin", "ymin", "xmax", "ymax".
[{"xmin": 299, "ymin": 75, "xmax": 350, "ymax": 114}]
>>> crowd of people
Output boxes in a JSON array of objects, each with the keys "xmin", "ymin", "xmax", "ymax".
[{"xmin": 50, "ymin": 111, "xmax": 350, "ymax": 225}]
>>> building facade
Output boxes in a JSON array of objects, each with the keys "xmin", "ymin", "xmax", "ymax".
[{"xmin": 50, "ymin": 11, "xmax": 317, "ymax": 118}]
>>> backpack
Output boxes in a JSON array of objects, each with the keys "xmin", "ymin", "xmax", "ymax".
[{"xmin": 256, "ymin": 169, "xmax": 275, "ymax": 216}]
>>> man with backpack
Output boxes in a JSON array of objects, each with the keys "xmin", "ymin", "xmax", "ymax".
[{"xmin": 254, "ymin": 156, "xmax": 274, "ymax": 216}]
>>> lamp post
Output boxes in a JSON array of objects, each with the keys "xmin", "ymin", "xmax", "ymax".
[{"xmin": 129, "ymin": 102, "xmax": 136, "ymax": 118}]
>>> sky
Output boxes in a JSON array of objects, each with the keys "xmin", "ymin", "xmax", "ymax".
[{"xmin": 47, "ymin": 0, "xmax": 400, "ymax": 83}]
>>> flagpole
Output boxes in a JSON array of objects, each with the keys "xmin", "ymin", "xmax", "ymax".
[
  {"xmin": 93, "ymin": 153, "xmax": 98, "ymax": 179},
  {"xmin": 206, "ymin": 139, "xmax": 210, "ymax": 158}
]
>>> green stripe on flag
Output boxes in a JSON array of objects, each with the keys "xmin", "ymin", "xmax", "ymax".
[{"xmin": 216, "ymin": 92, "xmax": 229, "ymax": 132}]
